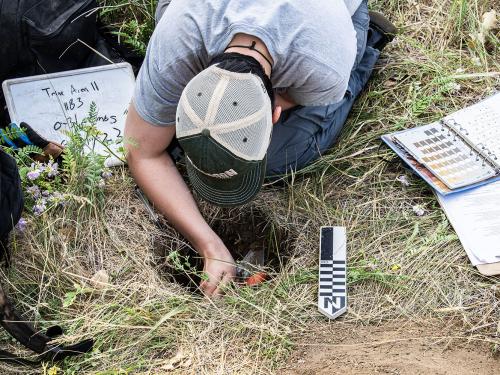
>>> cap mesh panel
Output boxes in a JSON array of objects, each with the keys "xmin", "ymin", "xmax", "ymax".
[
  {"xmin": 212, "ymin": 77, "xmax": 264, "ymax": 125},
  {"xmin": 176, "ymin": 66, "xmax": 273, "ymax": 161},
  {"xmin": 212, "ymin": 116, "xmax": 271, "ymax": 160},
  {"xmin": 176, "ymin": 103, "xmax": 198, "ymax": 136},
  {"xmin": 184, "ymin": 69, "xmax": 221, "ymax": 122}
]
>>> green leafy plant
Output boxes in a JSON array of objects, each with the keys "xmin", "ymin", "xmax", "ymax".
[
  {"xmin": 63, "ymin": 283, "xmax": 93, "ymax": 308},
  {"xmin": 2, "ymin": 103, "xmax": 115, "ymax": 216},
  {"xmin": 111, "ymin": 19, "xmax": 154, "ymax": 56},
  {"xmin": 99, "ymin": 0, "xmax": 157, "ymax": 56}
]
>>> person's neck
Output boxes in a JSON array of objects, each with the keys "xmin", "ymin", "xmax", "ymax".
[{"xmin": 225, "ymin": 33, "xmax": 273, "ymax": 77}]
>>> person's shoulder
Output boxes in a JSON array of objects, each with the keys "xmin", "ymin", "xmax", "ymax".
[
  {"xmin": 154, "ymin": 0, "xmax": 207, "ymax": 40},
  {"xmin": 148, "ymin": 4, "xmax": 207, "ymax": 68}
]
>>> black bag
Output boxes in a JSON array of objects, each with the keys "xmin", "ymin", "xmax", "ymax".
[
  {"xmin": 0, "ymin": 0, "xmax": 104, "ymax": 82},
  {"xmin": 0, "ymin": 149, "xmax": 23, "ymax": 261}
]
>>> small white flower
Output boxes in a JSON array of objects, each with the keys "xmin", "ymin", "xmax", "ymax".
[
  {"xmin": 412, "ymin": 205, "xmax": 426, "ymax": 217},
  {"xmin": 367, "ymin": 263, "xmax": 378, "ymax": 272},
  {"xmin": 49, "ymin": 191, "xmax": 67, "ymax": 207},
  {"xmin": 396, "ymin": 175, "xmax": 411, "ymax": 187}
]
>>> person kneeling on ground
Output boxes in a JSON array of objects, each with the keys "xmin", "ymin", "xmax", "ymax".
[{"xmin": 125, "ymin": 0, "xmax": 396, "ymax": 296}]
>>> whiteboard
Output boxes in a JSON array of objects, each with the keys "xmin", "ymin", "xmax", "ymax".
[{"xmin": 2, "ymin": 63, "xmax": 135, "ymax": 167}]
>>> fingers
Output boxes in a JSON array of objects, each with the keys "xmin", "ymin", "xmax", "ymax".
[
  {"xmin": 199, "ymin": 277, "xmax": 218, "ymax": 297},
  {"xmin": 200, "ymin": 271, "xmax": 234, "ymax": 297},
  {"xmin": 199, "ymin": 250, "xmax": 236, "ymax": 297},
  {"xmin": 272, "ymin": 105, "xmax": 282, "ymax": 124},
  {"xmin": 199, "ymin": 268, "xmax": 235, "ymax": 298},
  {"xmin": 212, "ymin": 272, "xmax": 234, "ymax": 297}
]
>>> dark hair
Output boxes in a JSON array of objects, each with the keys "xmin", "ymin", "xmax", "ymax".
[{"xmin": 209, "ymin": 53, "xmax": 275, "ymax": 109}]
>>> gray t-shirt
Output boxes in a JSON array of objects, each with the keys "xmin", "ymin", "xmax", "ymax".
[{"xmin": 134, "ymin": 0, "xmax": 362, "ymax": 126}]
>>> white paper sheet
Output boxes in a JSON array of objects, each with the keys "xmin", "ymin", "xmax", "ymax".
[
  {"xmin": 437, "ymin": 181, "xmax": 500, "ymax": 265},
  {"xmin": 445, "ymin": 92, "xmax": 500, "ymax": 165},
  {"xmin": 2, "ymin": 63, "xmax": 135, "ymax": 167}
]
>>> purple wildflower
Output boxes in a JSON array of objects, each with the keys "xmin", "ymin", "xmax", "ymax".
[
  {"xmin": 16, "ymin": 218, "xmax": 28, "ymax": 232},
  {"xmin": 45, "ymin": 161, "xmax": 59, "ymax": 178},
  {"xmin": 33, "ymin": 202, "xmax": 46, "ymax": 216},
  {"xmin": 42, "ymin": 190, "xmax": 51, "ymax": 197},
  {"xmin": 102, "ymin": 170, "xmax": 113, "ymax": 179},
  {"xmin": 26, "ymin": 185, "xmax": 41, "ymax": 199},
  {"xmin": 27, "ymin": 169, "xmax": 41, "ymax": 180},
  {"xmin": 49, "ymin": 191, "xmax": 67, "ymax": 207},
  {"xmin": 50, "ymin": 191, "xmax": 63, "ymax": 200}
]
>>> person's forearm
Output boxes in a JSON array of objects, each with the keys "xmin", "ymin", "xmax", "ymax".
[
  {"xmin": 128, "ymin": 152, "xmax": 220, "ymax": 255},
  {"xmin": 275, "ymin": 92, "xmax": 297, "ymax": 111},
  {"xmin": 123, "ymin": 103, "xmax": 236, "ymax": 296}
]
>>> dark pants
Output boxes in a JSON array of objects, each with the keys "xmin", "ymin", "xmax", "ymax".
[{"xmin": 266, "ymin": 0, "xmax": 381, "ymax": 176}]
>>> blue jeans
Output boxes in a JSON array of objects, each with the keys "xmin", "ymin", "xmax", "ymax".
[{"xmin": 266, "ymin": 1, "xmax": 381, "ymax": 176}]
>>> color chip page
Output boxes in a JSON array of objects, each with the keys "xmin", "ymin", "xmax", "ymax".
[{"xmin": 394, "ymin": 123, "xmax": 497, "ymax": 189}]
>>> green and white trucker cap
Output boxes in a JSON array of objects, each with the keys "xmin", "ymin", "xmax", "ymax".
[{"xmin": 176, "ymin": 65, "xmax": 273, "ymax": 207}]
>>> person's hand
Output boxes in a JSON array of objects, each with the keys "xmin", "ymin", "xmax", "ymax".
[
  {"xmin": 274, "ymin": 92, "xmax": 297, "ymax": 112},
  {"xmin": 198, "ymin": 239, "xmax": 236, "ymax": 297}
]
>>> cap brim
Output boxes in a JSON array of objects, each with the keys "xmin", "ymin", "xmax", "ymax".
[{"xmin": 186, "ymin": 156, "xmax": 266, "ymax": 207}]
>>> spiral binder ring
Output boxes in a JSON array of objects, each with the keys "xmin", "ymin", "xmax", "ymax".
[
  {"xmin": 439, "ymin": 120, "xmax": 489, "ymax": 169},
  {"xmin": 477, "ymin": 144, "xmax": 498, "ymax": 161},
  {"xmin": 446, "ymin": 118, "xmax": 469, "ymax": 135}
]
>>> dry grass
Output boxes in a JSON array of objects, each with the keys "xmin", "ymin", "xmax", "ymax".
[{"xmin": 1, "ymin": 0, "xmax": 500, "ymax": 373}]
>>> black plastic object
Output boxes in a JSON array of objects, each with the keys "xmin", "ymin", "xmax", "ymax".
[{"xmin": 0, "ymin": 284, "xmax": 94, "ymax": 366}]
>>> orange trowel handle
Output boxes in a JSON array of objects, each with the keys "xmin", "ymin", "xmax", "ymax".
[{"xmin": 245, "ymin": 272, "xmax": 268, "ymax": 286}]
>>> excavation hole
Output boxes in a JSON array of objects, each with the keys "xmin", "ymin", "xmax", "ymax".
[{"xmin": 152, "ymin": 208, "xmax": 294, "ymax": 291}]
